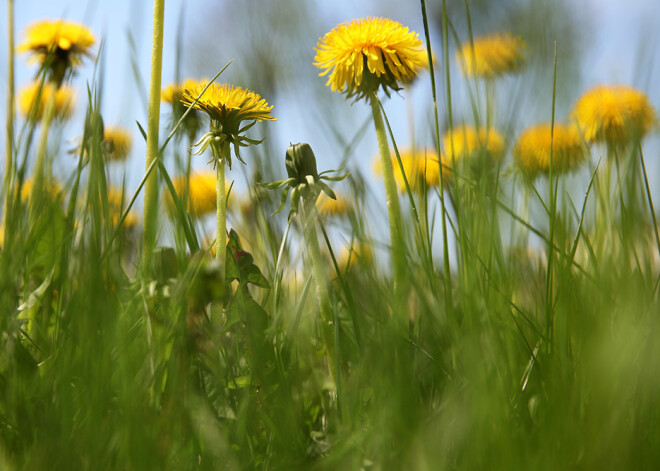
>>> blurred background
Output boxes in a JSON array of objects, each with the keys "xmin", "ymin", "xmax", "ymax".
[{"xmin": 1, "ymin": 0, "xmax": 659, "ymax": 250}]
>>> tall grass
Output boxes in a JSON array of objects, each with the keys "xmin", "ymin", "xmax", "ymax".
[{"xmin": 1, "ymin": 1, "xmax": 659, "ymax": 470}]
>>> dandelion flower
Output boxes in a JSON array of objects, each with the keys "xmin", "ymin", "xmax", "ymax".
[
  {"xmin": 314, "ymin": 17, "xmax": 428, "ymax": 99},
  {"xmin": 168, "ymin": 171, "xmax": 233, "ymax": 218},
  {"xmin": 181, "ymin": 82, "xmax": 275, "ymax": 167},
  {"xmin": 373, "ymin": 148, "xmax": 442, "ymax": 192},
  {"xmin": 20, "ymin": 178, "xmax": 63, "ymax": 202},
  {"xmin": 102, "ymin": 126, "xmax": 132, "ymax": 162},
  {"xmin": 572, "ymin": 84, "xmax": 656, "ymax": 145},
  {"xmin": 443, "ymin": 125, "xmax": 505, "ymax": 162},
  {"xmin": 317, "ymin": 192, "xmax": 352, "ymax": 217},
  {"xmin": 19, "ymin": 19, "xmax": 96, "ymax": 84},
  {"xmin": 19, "ymin": 81, "xmax": 75, "ymax": 121},
  {"xmin": 457, "ymin": 33, "xmax": 525, "ymax": 78},
  {"xmin": 337, "ymin": 242, "xmax": 374, "ymax": 272},
  {"xmin": 162, "ymin": 78, "xmax": 208, "ymax": 136},
  {"xmin": 107, "ymin": 187, "xmax": 138, "ymax": 229},
  {"xmin": 514, "ymin": 123, "xmax": 585, "ymax": 179}
]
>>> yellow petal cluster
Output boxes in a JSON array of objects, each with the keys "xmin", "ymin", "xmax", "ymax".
[
  {"xmin": 169, "ymin": 171, "xmax": 233, "ymax": 218},
  {"xmin": 337, "ymin": 242, "xmax": 374, "ymax": 272},
  {"xmin": 161, "ymin": 78, "xmax": 208, "ymax": 104},
  {"xmin": 20, "ymin": 178, "xmax": 63, "ymax": 202},
  {"xmin": 18, "ymin": 19, "xmax": 95, "ymax": 81},
  {"xmin": 572, "ymin": 85, "xmax": 656, "ymax": 145},
  {"xmin": 181, "ymin": 83, "xmax": 275, "ymax": 133},
  {"xmin": 514, "ymin": 123, "xmax": 585, "ymax": 179},
  {"xmin": 316, "ymin": 192, "xmax": 352, "ymax": 217},
  {"xmin": 442, "ymin": 125, "xmax": 505, "ymax": 162},
  {"xmin": 314, "ymin": 17, "xmax": 428, "ymax": 98},
  {"xmin": 18, "ymin": 81, "xmax": 75, "ymax": 121},
  {"xmin": 373, "ymin": 148, "xmax": 442, "ymax": 192},
  {"xmin": 103, "ymin": 126, "xmax": 132, "ymax": 162},
  {"xmin": 107, "ymin": 187, "xmax": 138, "ymax": 229},
  {"xmin": 457, "ymin": 33, "xmax": 525, "ymax": 78}
]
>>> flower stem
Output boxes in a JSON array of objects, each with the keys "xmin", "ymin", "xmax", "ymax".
[
  {"xmin": 213, "ymin": 141, "xmax": 229, "ymax": 288},
  {"xmin": 368, "ymin": 92, "xmax": 405, "ymax": 293},
  {"xmin": 142, "ymin": 0, "xmax": 165, "ymax": 271},
  {"xmin": 4, "ymin": 0, "xmax": 15, "ymax": 228},
  {"xmin": 29, "ymin": 89, "xmax": 57, "ymax": 212},
  {"xmin": 301, "ymin": 198, "xmax": 336, "ymax": 381}
]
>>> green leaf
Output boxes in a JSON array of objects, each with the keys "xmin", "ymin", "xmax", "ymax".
[{"xmin": 225, "ymin": 229, "xmax": 270, "ymax": 288}]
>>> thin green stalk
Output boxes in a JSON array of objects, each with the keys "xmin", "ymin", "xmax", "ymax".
[
  {"xmin": 212, "ymin": 141, "xmax": 230, "ymax": 288},
  {"xmin": 545, "ymin": 42, "xmax": 558, "ymax": 352},
  {"xmin": 142, "ymin": 0, "xmax": 165, "ymax": 270},
  {"xmin": 422, "ymin": 0, "xmax": 453, "ymax": 312},
  {"xmin": 301, "ymin": 198, "xmax": 336, "ymax": 381},
  {"xmin": 3, "ymin": 0, "xmax": 15, "ymax": 227},
  {"xmin": 368, "ymin": 91, "xmax": 405, "ymax": 292},
  {"xmin": 638, "ymin": 145, "xmax": 660, "ymax": 270},
  {"xmin": 29, "ymin": 90, "xmax": 57, "ymax": 214}
]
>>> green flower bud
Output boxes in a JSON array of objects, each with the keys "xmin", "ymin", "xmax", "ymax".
[{"xmin": 286, "ymin": 143, "xmax": 320, "ymax": 183}]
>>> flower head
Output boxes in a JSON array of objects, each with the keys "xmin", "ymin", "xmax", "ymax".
[
  {"xmin": 102, "ymin": 126, "xmax": 132, "ymax": 162},
  {"xmin": 572, "ymin": 85, "xmax": 656, "ymax": 145},
  {"xmin": 19, "ymin": 81, "xmax": 75, "ymax": 121},
  {"xmin": 372, "ymin": 148, "xmax": 442, "ymax": 192},
  {"xmin": 181, "ymin": 82, "xmax": 275, "ymax": 167},
  {"xmin": 443, "ymin": 125, "xmax": 505, "ymax": 162},
  {"xmin": 314, "ymin": 17, "xmax": 428, "ymax": 99},
  {"xmin": 317, "ymin": 191, "xmax": 352, "ymax": 217},
  {"xmin": 457, "ymin": 33, "xmax": 525, "ymax": 78},
  {"xmin": 514, "ymin": 123, "xmax": 585, "ymax": 179},
  {"xmin": 337, "ymin": 242, "xmax": 374, "ymax": 272},
  {"xmin": 19, "ymin": 19, "xmax": 96, "ymax": 84},
  {"xmin": 168, "ymin": 171, "xmax": 233, "ymax": 218},
  {"xmin": 107, "ymin": 187, "xmax": 138, "ymax": 229},
  {"xmin": 20, "ymin": 178, "xmax": 63, "ymax": 202}
]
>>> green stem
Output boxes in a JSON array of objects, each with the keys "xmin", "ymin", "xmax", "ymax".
[
  {"xmin": 4, "ymin": 0, "xmax": 15, "ymax": 227},
  {"xmin": 213, "ymin": 141, "xmax": 229, "ymax": 288},
  {"xmin": 142, "ymin": 0, "xmax": 165, "ymax": 271},
  {"xmin": 302, "ymin": 198, "xmax": 336, "ymax": 381},
  {"xmin": 29, "ymin": 89, "xmax": 57, "ymax": 213},
  {"xmin": 368, "ymin": 92, "xmax": 405, "ymax": 292}
]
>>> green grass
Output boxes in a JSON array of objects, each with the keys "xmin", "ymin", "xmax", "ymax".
[{"xmin": 2, "ymin": 2, "xmax": 660, "ymax": 470}]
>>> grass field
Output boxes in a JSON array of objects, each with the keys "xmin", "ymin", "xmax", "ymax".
[{"xmin": 1, "ymin": 1, "xmax": 660, "ymax": 469}]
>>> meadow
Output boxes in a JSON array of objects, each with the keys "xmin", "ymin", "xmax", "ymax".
[{"xmin": 1, "ymin": 0, "xmax": 660, "ymax": 469}]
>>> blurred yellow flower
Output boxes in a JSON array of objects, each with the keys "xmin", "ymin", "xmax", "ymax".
[
  {"xmin": 316, "ymin": 192, "xmax": 352, "ymax": 217},
  {"xmin": 18, "ymin": 19, "xmax": 95, "ymax": 83},
  {"xmin": 514, "ymin": 123, "xmax": 585, "ymax": 179},
  {"xmin": 161, "ymin": 78, "xmax": 208, "ymax": 104},
  {"xmin": 20, "ymin": 178, "xmax": 63, "ymax": 202},
  {"xmin": 457, "ymin": 33, "xmax": 525, "ymax": 78},
  {"xmin": 442, "ymin": 125, "xmax": 505, "ymax": 162},
  {"xmin": 107, "ymin": 187, "xmax": 138, "ymax": 229},
  {"xmin": 373, "ymin": 148, "xmax": 442, "ymax": 192},
  {"xmin": 314, "ymin": 17, "xmax": 428, "ymax": 99},
  {"xmin": 19, "ymin": 81, "xmax": 75, "ymax": 121},
  {"xmin": 572, "ymin": 85, "xmax": 656, "ymax": 145},
  {"xmin": 336, "ymin": 242, "xmax": 374, "ymax": 272},
  {"xmin": 102, "ymin": 126, "xmax": 132, "ymax": 162},
  {"xmin": 168, "ymin": 171, "xmax": 233, "ymax": 218}
]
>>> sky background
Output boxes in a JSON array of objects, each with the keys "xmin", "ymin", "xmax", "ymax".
[{"xmin": 1, "ymin": 0, "xmax": 659, "ymax": 254}]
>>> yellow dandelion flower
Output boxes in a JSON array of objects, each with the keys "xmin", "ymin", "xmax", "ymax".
[
  {"xmin": 181, "ymin": 82, "xmax": 275, "ymax": 131},
  {"xmin": 314, "ymin": 17, "xmax": 428, "ymax": 99},
  {"xmin": 372, "ymin": 148, "xmax": 442, "ymax": 192},
  {"xmin": 107, "ymin": 187, "xmax": 138, "ymax": 229},
  {"xmin": 168, "ymin": 171, "xmax": 233, "ymax": 218},
  {"xmin": 18, "ymin": 81, "xmax": 75, "ymax": 121},
  {"xmin": 457, "ymin": 33, "xmax": 525, "ymax": 78},
  {"xmin": 443, "ymin": 125, "xmax": 505, "ymax": 162},
  {"xmin": 337, "ymin": 242, "xmax": 374, "ymax": 272},
  {"xmin": 316, "ymin": 192, "xmax": 352, "ymax": 217},
  {"xmin": 572, "ymin": 84, "xmax": 656, "ymax": 145},
  {"xmin": 162, "ymin": 78, "xmax": 208, "ymax": 104},
  {"xmin": 181, "ymin": 83, "xmax": 275, "ymax": 166},
  {"xmin": 20, "ymin": 178, "xmax": 63, "ymax": 202},
  {"xmin": 514, "ymin": 123, "xmax": 585, "ymax": 179},
  {"xmin": 102, "ymin": 126, "xmax": 132, "ymax": 162},
  {"xmin": 18, "ymin": 19, "xmax": 96, "ymax": 83}
]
